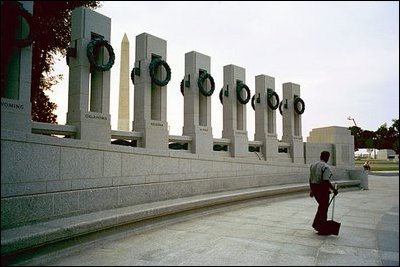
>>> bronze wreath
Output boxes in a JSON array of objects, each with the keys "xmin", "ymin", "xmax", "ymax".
[
  {"xmin": 180, "ymin": 79, "xmax": 184, "ymax": 96},
  {"xmin": 197, "ymin": 71, "xmax": 215, "ymax": 97},
  {"xmin": 131, "ymin": 68, "xmax": 135, "ymax": 85},
  {"xmin": 86, "ymin": 38, "xmax": 115, "ymax": 71},
  {"xmin": 236, "ymin": 81, "xmax": 250, "ymax": 104},
  {"xmin": 251, "ymin": 95, "xmax": 256, "ymax": 110},
  {"xmin": 294, "ymin": 96, "xmax": 305, "ymax": 115},
  {"xmin": 267, "ymin": 89, "xmax": 280, "ymax": 110},
  {"xmin": 130, "ymin": 67, "xmax": 140, "ymax": 84},
  {"xmin": 149, "ymin": 57, "xmax": 171, "ymax": 86}
]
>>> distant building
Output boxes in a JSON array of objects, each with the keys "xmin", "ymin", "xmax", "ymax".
[
  {"xmin": 354, "ymin": 148, "xmax": 378, "ymax": 159},
  {"xmin": 377, "ymin": 149, "xmax": 398, "ymax": 161},
  {"xmin": 355, "ymin": 148, "xmax": 399, "ymax": 161}
]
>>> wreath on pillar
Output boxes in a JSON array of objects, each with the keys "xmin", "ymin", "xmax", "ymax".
[
  {"xmin": 251, "ymin": 95, "xmax": 256, "ymax": 110},
  {"xmin": 236, "ymin": 81, "xmax": 250, "ymax": 104},
  {"xmin": 86, "ymin": 37, "xmax": 115, "ymax": 71},
  {"xmin": 197, "ymin": 71, "xmax": 215, "ymax": 97},
  {"xmin": 219, "ymin": 88, "xmax": 224, "ymax": 104},
  {"xmin": 267, "ymin": 89, "xmax": 280, "ymax": 110},
  {"xmin": 149, "ymin": 57, "xmax": 171, "ymax": 86},
  {"xmin": 180, "ymin": 79, "xmax": 184, "ymax": 96},
  {"xmin": 1, "ymin": 1, "xmax": 34, "ymax": 48},
  {"xmin": 294, "ymin": 96, "xmax": 305, "ymax": 114},
  {"xmin": 131, "ymin": 67, "xmax": 135, "ymax": 85}
]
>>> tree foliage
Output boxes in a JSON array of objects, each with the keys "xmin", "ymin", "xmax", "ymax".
[
  {"xmin": 350, "ymin": 118, "xmax": 399, "ymax": 154},
  {"xmin": 30, "ymin": 1, "xmax": 101, "ymax": 123}
]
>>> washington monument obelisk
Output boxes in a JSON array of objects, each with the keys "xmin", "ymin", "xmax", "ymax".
[{"xmin": 118, "ymin": 33, "xmax": 130, "ymax": 131}]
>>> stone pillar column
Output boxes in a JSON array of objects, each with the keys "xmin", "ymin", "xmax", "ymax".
[
  {"xmin": 182, "ymin": 51, "xmax": 213, "ymax": 154},
  {"xmin": 254, "ymin": 75, "xmax": 279, "ymax": 161},
  {"xmin": 1, "ymin": 1, "xmax": 33, "ymax": 133},
  {"xmin": 282, "ymin": 82, "xmax": 305, "ymax": 163},
  {"xmin": 132, "ymin": 33, "xmax": 169, "ymax": 150},
  {"xmin": 222, "ymin": 64, "xmax": 249, "ymax": 157},
  {"xmin": 118, "ymin": 33, "xmax": 130, "ymax": 131},
  {"xmin": 66, "ymin": 7, "xmax": 112, "ymax": 143}
]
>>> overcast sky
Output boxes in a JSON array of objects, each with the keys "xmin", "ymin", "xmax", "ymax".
[{"xmin": 50, "ymin": 1, "xmax": 399, "ymax": 139}]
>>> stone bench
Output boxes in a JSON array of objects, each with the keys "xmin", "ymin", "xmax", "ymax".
[{"xmin": 1, "ymin": 179, "xmax": 360, "ymax": 258}]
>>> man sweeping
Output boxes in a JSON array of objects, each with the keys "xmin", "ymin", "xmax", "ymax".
[{"xmin": 309, "ymin": 151, "xmax": 341, "ymax": 235}]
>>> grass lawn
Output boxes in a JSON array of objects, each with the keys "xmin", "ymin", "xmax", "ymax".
[{"xmin": 355, "ymin": 159, "xmax": 399, "ymax": 171}]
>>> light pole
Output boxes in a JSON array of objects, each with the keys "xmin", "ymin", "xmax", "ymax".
[{"xmin": 347, "ymin": 116, "xmax": 357, "ymax": 127}]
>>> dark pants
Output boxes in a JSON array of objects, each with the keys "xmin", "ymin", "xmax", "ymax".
[{"xmin": 310, "ymin": 183, "xmax": 330, "ymax": 231}]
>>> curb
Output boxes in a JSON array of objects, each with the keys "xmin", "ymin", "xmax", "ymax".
[{"xmin": 369, "ymin": 171, "xmax": 399, "ymax": 176}]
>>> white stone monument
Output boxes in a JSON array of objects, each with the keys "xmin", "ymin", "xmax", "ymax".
[
  {"xmin": 132, "ymin": 33, "xmax": 169, "ymax": 149},
  {"xmin": 117, "ymin": 33, "xmax": 130, "ymax": 131},
  {"xmin": 182, "ymin": 51, "xmax": 214, "ymax": 154},
  {"xmin": 1, "ymin": 1, "xmax": 33, "ymax": 133},
  {"xmin": 282, "ymin": 82, "xmax": 305, "ymax": 163},
  {"xmin": 254, "ymin": 75, "xmax": 279, "ymax": 161},
  {"xmin": 222, "ymin": 64, "xmax": 250, "ymax": 157},
  {"xmin": 66, "ymin": 7, "xmax": 113, "ymax": 143},
  {"xmin": 307, "ymin": 126, "xmax": 355, "ymax": 167}
]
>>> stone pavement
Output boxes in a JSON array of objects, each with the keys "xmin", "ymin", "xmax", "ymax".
[{"xmin": 15, "ymin": 175, "xmax": 399, "ymax": 266}]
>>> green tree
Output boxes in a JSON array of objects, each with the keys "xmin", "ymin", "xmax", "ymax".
[
  {"xmin": 389, "ymin": 119, "xmax": 399, "ymax": 154},
  {"xmin": 375, "ymin": 123, "xmax": 387, "ymax": 146},
  {"xmin": 350, "ymin": 119, "xmax": 399, "ymax": 154},
  {"xmin": 31, "ymin": 1, "xmax": 101, "ymax": 123},
  {"xmin": 361, "ymin": 130, "xmax": 376, "ymax": 149},
  {"xmin": 349, "ymin": 126, "xmax": 363, "ymax": 150},
  {"xmin": 374, "ymin": 120, "xmax": 400, "ymax": 154},
  {"xmin": 392, "ymin": 118, "xmax": 399, "ymax": 133}
]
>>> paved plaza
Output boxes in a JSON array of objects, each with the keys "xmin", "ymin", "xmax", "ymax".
[{"xmin": 16, "ymin": 174, "xmax": 398, "ymax": 266}]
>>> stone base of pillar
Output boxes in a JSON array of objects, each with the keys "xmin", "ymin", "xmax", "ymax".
[
  {"xmin": 260, "ymin": 134, "xmax": 279, "ymax": 161},
  {"xmin": 67, "ymin": 111, "xmax": 111, "ymax": 143},
  {"xmin": 1, "ymin": 98, "xmax": 32, "ymax": 133},
  {"xmin": 223, "ymin": 130, "xmax": 249, "ymax": 157},
  {"xmin": 134, "ymin": 120, "xmax": 169, "ymax": 150},
  {"xmin": 291, "ymin": 137, "xmax": 304, "ymax": 163},
  {"xmin": 183, "ymin": 125, "xmax": 213, "ymax": 155}
]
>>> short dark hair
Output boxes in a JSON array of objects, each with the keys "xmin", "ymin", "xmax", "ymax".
[{"xmin": 320, "ymin": 151, "xmax": 330, "ymax": 162}]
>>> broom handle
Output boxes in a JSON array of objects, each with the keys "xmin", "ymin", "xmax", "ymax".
[{"xmin": 331, "ymin": 183, "xmax": 337, "ymax": 220}]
